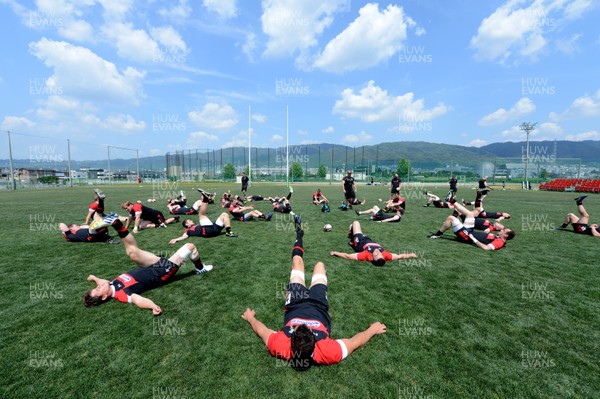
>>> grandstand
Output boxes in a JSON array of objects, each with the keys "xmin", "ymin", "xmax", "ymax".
[{"xmin": 539, "ymin": 178, "xmax": 600, "ymax": 193}]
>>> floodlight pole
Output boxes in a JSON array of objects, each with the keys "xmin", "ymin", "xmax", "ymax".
[
  {"xmin": 67, "ymin": 139, "xmax": 73, "ymax": 188},
  {"xmin": 520, "ymin": 122, "xmax": 536, "ymax": 189},
  {"xmin": 7, "ymin": 131, "xmax": 16, "ymax": 190},
  {"xmin": 248, "ymin": 105, "xmax": 252, "ymax": 184}
]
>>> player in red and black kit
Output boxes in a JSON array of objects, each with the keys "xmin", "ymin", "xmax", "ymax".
[
  {"xmin": 242, "ymin": 215, "xmax": 387, "ymax": 370},
  {"xmin": 557, "ymin": 195, "xmax": 600, "ymax": 237},
  {"xmin": 330, "ymin": 221, "xmax": 416, "ymax": 266},
  {"xmin": 429, "ymin": 201, "xmax": 515, "ymax": 250},
  {"xmin": 121, "ymin": 201, "xmax": 179, "ymax": 233},
  {"xmin": 228, "ymin": 198, "xmax": 271, "ymax": 221},
  {"xmin": 84, "ymin": 189, "xmax": 105, "ymax": 225},
  {"xmin": 168, "ymin": 200, "xmax": 238, "ymax": 243},
  {"xmin": 312, "ymin": 189, "xmax": 328, "ymax": 205},
  {"xmin": 423, "ymin": 192, "xmax": 453, "ymax": 208},
  {"xmin": 271, "ymin": 188, "xmax": 294, "ymax": 214},
  {"xmin": 83, "ymin": 213, "xmax": 213, "ymax": 315},
  {"xmin": 355, "ymin": 205, "xmax": 403, "ymax": 223},
  {"xmin": 59, "ymin": 222, "xmax": 114, "ymax": 243}
]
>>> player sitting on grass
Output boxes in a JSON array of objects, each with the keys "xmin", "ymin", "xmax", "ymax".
[
  {"xmin": 60, "ymin": 222, "xmax": 116, "ymax": 243},
  {"xmin": 330, "ymin": 221, "xmax": 416, "ymax": 266},
  {"xmin": 312, "ymin": 189, "xmax": 328, "ymax": 205},
  {"xmin": 168, "ymin": 200, "xmax": 238, "ymax": 243},
  {"xmin": 429, "ymin": 201, "xmax": 515, "ymax": 250},
  {"xmin": 83, "ymin": 213, "xmax": 213, "ymax": 315},
  {"xmin": 556, "ymin": 195, "xmax": 600, "ymax": 237},
  {"xmin": 355, "ymin": 205, "xmax": 403, "ymax": 223},
  {"xmin": 241, "ymin": 215, "xmax": 387, "ymax": 370}
]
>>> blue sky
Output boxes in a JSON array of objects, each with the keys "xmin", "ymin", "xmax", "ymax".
[{"xmin": 1, "ymin": 0, "xmax": 599, "ymax": 160}]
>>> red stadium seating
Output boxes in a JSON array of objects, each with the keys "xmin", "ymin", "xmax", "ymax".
[{"xmin": 540, "ymin": 178, "xmax": 600, "ymax": 193}]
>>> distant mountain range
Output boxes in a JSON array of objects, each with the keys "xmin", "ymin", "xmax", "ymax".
[{"xmin": 2, "ymin": 140, "xmax": 598, "ymax": 171}]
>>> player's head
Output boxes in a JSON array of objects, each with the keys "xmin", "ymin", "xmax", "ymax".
[
  {"xmin": 290, "ymin": 324, "xmax": 315, "ymax": 371},
  {"xmin": 347, "ymin": 170, "xmax": 352, "ymax": 175},
  {"xmin": 371, "ymin": 249, "xmax": 386, "ymax": 267},
  {"xmin": 317, "ymin": 189, "xmax": 321, "ymax": 193},
  {"xmin": 501, "ymin": 228, "xmax": 516, "ymax": 240},
  {"xmin": 82, "ymin": 282, "xmax": 112, "ymax": 307},
  {"xmin": 182, "ymin": 219, "xmax": 194, "ymax": 228},
  {"xmin": 121, "ymin": 201, "xmax": 133, "ymax": 211}
]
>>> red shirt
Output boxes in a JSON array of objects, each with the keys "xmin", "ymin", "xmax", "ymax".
[{"xmin": 267, "ymin": 318, "xmax": 348, "ymax": 365}]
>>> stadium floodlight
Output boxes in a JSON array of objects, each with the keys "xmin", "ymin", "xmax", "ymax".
[{"xmin": 519, "ymin": 122, "xmax": 537, "ymax": 188}]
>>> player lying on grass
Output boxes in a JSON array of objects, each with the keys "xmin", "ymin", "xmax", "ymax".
[
  {"xmin": 423, "ymin": 192, "xmax": 453, "ymax": 208},
  {"xmin": 556, "ymin": 195, "xmax": 600, "ymax": 237},
  {"xmin": 228, "ymin": 198, "xmax": 272, "ymax": 221},
  {"xmin": 429, "ymin": 201, "xmax": 515, "ymax": 250},
  {"xmin": 354, "ymin": 205, "xmax": 403, "ymax": 223},
  {"xmin": 329, "ymin": 221, "xmax": 417, "ymax": 266},
  {"xmin": 169, "ymin": 200, "xmax": 238, "ymax": 243},
  {"xmin": 241, "ymin": 215, "xmax": 387, "ymax": 370},
  {"xmin": 84, "ymin": 213, "xmax": 213, "ymax": 315},
  {"xmin": 60, "ymin": 222, "xmax": 116, "ymax": 243},
  {"xmin": 84, "ymin": 189, "xmax": 105, "ymax": 225},
  {"xmin": 121, "ymin": 201, "xmax": 179, "ymax": 233},
  {"xmin": 267, "ymin": 187, "xmax": 294, "ymax": 214}
]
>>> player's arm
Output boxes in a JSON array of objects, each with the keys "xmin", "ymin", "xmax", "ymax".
[
  {"xmin": 340, "ymin": 322, "xmax": 386, "ymax": 357},
  {"xmin": 468, "ymin": 234, "xmax": 494, "ymax": 251},
  {"xmin": 169, "ymin": 232, "xmax": 189, "ymax": 244},
  {"xmin": 590, "ymin": 224, "xmax": 600, "ymax": 237},
  {"xmin": 329, "ymin": 251, "xmax": 358, "ymax": 260},
  {"xmin": 84, "ymin": 210, "xmax": 94, "ymax": 225},
  {"xmin": 87, "ymin": 275, "xmax": 109, "ymax": 286},
  {"xmin": 391, "ymin": 252, "xmax": 417, "ymax": 260},
  {"xmin": 133, "ymin": 213, "xmax": 142, "ymax": 232},
  {"xmin": 124, "ymin": 215, "xmax": 133, "ymax": 230},
  {"xmin": 241, "ymin": 308, "xmax": 275, "ymax": 346},
  {"xmin": 130, "ymin": 293, "xmax": 162, "ymax": 315}
]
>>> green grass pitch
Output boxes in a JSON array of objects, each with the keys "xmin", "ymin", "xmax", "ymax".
[{"xmin": 0, "ymin": 183, "xmax": 598, "ymax": 398}]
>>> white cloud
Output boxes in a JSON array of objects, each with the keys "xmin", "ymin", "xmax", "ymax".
[
  {"xmin": 469, "ymin": 139, "xmax": 487, "ymax": 147},
  {"xmin": 159, "ymin": 0, "xmax": 192, "ymax": 20},
  {"xmin": 300, "ymin": 140, "xmax": 319, "ymax": 144},
  {"xmin": 550, "ymin": 89, "xmax": 600, "ymax": 120},
  {"xmin": 187, "ymin": 131, "xmax": 219, "ymax": 147},
  {"xmin": 272, "ymin": 134, "xmax": 283, "ymax": 141},
  {"xmin": 58, "ymin": 19, "xmax": 94, "ymax": 42},
  {"xmin": 322, "ymin": 126, "xmax": 334, "ymax": 134},
  {"xmin": 314, "ymin": 3, "xmax": 416, "ymax": 73},
  {"xmin": 333, "ymin": 80, "xmax": 448, "ymax": 123},
  {"xmin": 479, "ymin": 97, "xmax": 536, "ymax": 126},
  {"xmin": 342, "ymin": 131, "xmax": 373, "ymax": 145},
  {"xmin": 470, "ymin": 0, "xmax": 596, "ymax": 64},
  {"xmin": 105, "ymin": 114, "xmax": 146, "ymax": 133},
  {"xmin": 29, "ymin": 38, "xmax": 145, "ymax": 105},
  {"xmin": 251, "ymin": 113, "xmax": 266, "ymax": 123},
  {"xmin": 241, "ymin": 32, "xmax": 257, "ymax": 62},
  {"xmin": 203, "ymin": 0, "xmax": 238, "ymax": 19},
  {"xmin": 1, "ymin": 116, "xmax": 35, "ymax": 130},
  {"xmin": 566, "ymin": 130, "xmax": 599, "ymax": 141},
  {"xmin": 499, "ymin": 121, "xmax": 562, "ymax": 141},
  {"xmin": 97, "ymin": 0, "xmax": 133, "ymax": 20},
  {"xmin": 101, "ymin": 22, "xmax": 157, "ymax": 63},
  {"xmin": 556, "ymin": 33, "xmax": 582, "ymax": 55},
  {"xmin": 261, "ymin": 0, "xmax": 348, "ymax": 60},
  {"xmin": 151, "ymin": 26, "xmax": 188, "ymax": 53},
  {"xmin": 188, "ymin": 102, "xmax": 238, "ymax": 129}
]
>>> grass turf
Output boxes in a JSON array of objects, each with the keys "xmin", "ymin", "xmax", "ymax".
[{"xmin": 0, "ymin": 183, "xmax": 598, "ymax": 398}]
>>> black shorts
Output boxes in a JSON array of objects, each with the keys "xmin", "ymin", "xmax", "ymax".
[
  {"xmin": 273, "ymin": 205, "xmax": 292, "ymax": 213},
  {"xmin": 199, "ymin": 224, "xmax": 223, "ymax": 237},
  {"xmin": 350, "ymin": 233, "xmax": 373, "ymax": 252},
  {"xmin": 345, "ymin": 190, "xmax": 356, "ymax": 200},
  {"xmin": 454, "ymin": 227, "xmax": 472, "ymax": 243},
  {"xmin": 572, "ymin": 223, "xmax": 590, "ymax": 234},
  {"xmin": 285, "ymin": 282, "xmax": 329, "ymax": 311}
]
